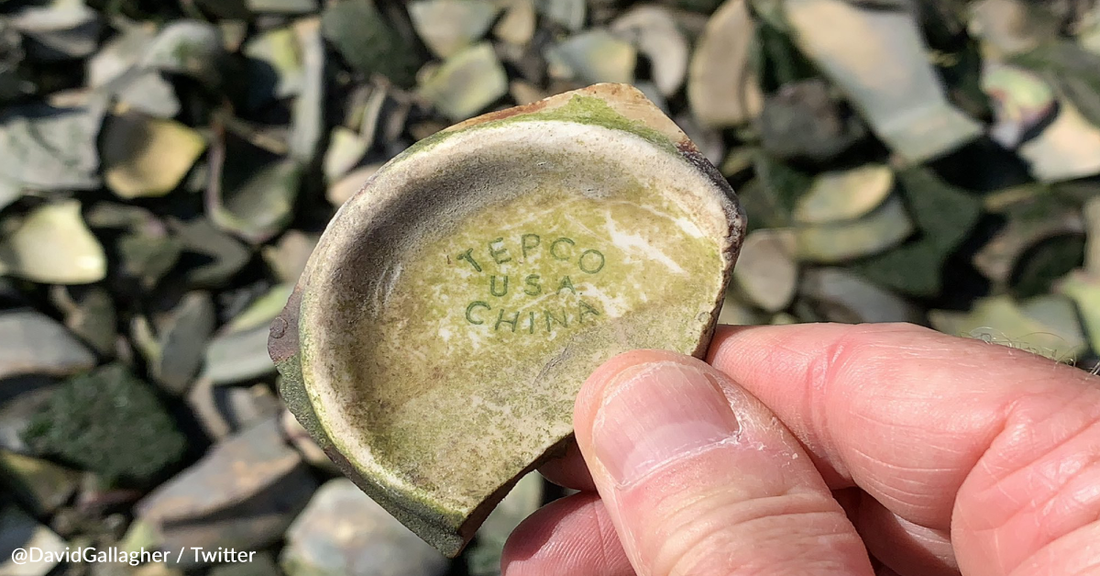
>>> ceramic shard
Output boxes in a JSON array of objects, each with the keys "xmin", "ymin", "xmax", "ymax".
[
  {"xmin": 731, "ymin": 228, "xmax": 798, "ymax": 313},
  {"xmin": 688, "ymin": 0, "xmax": 762, "ymax": 128},
  {"xmin": 793, "ymin": 165, "xmax": 894, "ymax": 225},
  {"xmin": 270, "ymin": 83, "xmax": 743, "ymax": 556},
  {"xmin": 409, "ymin": 0, "xmax": 500, "ymax": 58},
  {"xmin": 418, "ymin": 42, "xmax": 508, "ymax": 121},
  {"xmin": 1018, "ymin": 98, "xmax": 1100, "ymax": 182},
  {"xmin": 545, "ymin": 29, "xmax": 637, "ymax": 85},
  {"xmin": 783, "ymin": 0, "xmax": 982, "ymax": 162},
  {"xmin": 611, "ymin": 5, "xmax": 688, "ymax": 97},
  {"xmin": 0, "ymin": 200, "xmax": 107, "ymax": 285}
]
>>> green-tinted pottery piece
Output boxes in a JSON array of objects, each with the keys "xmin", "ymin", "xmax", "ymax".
[
  {"xmin": 1018, "ymin": 98, "xmax": 1100, "ymax": 183},
  {"xmin": 793, "ymin": 164, "xmax": 894, "ymax": 225},
  {"xmin": 611, "ymin": 5, "xmax": 687, "ymax": 97},
  {"xmin": 794, "ymin": 193, "xmax": 914, "ymax": 263},
  {"xmin": 784, "ymin": 0, "xmax": 982, "ymax": 162},
  {"xmin": 545, "ymin": 30, "xmax": 637, "ymax": 86},
  {"xmin": 1058, "ymin": 270, "xmax": 1100, "ymax": 352},
  {"xmin": 687, "ymin": 0, "xmax": 762, "ymax": 128},
  {"xmin": 981, "ymin": 63, "xmax": 1056, "ymax": 148},
  {"xmin": 0, "ymin": 200, "xmax": 107, "ymax": 285},
  {"xmin": 494, "ymin": 0, "xmax": 536, "ymax": 46},
  {"xmin": 930, "ymin": 294, "xmax": 1087, "ymax": 364},
  {"xmin": 851, "ymin": 167, "xmax": 983, "ymax": 297},
  {"xmin": 409, "ymin": 0, "xmax": 500, "ymax": 58},
  {"xmin": 101, "ymin": 111, "xmax": 207, "ymax": 199},
  {"xmin": 799, "ymin": 267, "xmax": 922, "ymax": 324},
  {"xmin": 968, "ymin": 0, "xmax": 1054, "ymax": 59},
  {"xmin": 1086, "ymin": 196, "xmax": 1100, "ymax": 275},
  {"xmin": 972, "ymin": 208, "xmax": 1084, "ymax": 291},
  {"xmin": 0, "ymin": 449, "xmax": 80, "ymax": 515},
  {"xmin": 731, "ymin": 228, "xmax": 797, "ymax": 312},
  {"xmin": 418, "ymin": 42, "xmax": 508, "ymax": 121},
  {"xmin": 270, "ymin": 84, "xmax": 743, "ymax": 556},
  {"xmin": 536, "ymin": 0, "xmax": 585, "ymax": 31},
  {"xmin": 243, "ymin": 27, "xmax": 304, "ymax": 105},
  {"xmin": 203, "ymin": 284, "xmax": 292, "ymax": 385}
]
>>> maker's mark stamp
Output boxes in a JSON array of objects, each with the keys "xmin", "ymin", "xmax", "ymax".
[{"xmin": 454, "ymin": 232, "xmax": 608, "ymax": 335}]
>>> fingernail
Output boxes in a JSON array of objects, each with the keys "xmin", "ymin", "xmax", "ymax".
[{"xmin": 592, "ymin": 362, "xmax": 740, "ymax": 486}]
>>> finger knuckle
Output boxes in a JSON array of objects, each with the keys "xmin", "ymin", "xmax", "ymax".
[{"xmin": 646, "ymin": 490, "xmax": 859, "ymax": 576}]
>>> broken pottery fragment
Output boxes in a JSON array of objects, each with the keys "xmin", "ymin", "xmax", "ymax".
[
  {"xmin": 0, "ymin": 104, "xmax": 103, "ymax": 192},
  {"xmin": 142, "ymin": 292, "xmax": 217, "ymax": 395},
  {"xmin": 1058, "ymin": 271, "xmax": 1100, "ymax": 352},
  {"xmin": 1086, "ymin": 196, "xmax": 1100, "ymax": 275},
  {"xmin": 321, "ymin": 0, "xmax": 421, "ymax": 87},
  {"xmin": 0, "ymin": 310, "xmax": 95, "ymax": 381},
  {"xmin": 48, "ymin": 285, "xmax": 116, "ymax": 357},
  {"xmin": 784, "ymin": 0, "xmax": 982, "ymax": 162},
  {"xmin": 968, "ymin": 0, "xmax": 1054, "ymax": 59},
  {"xmin": 136, "ymin": 418, "xmax": 316, "ymax": 568},
  {"xmin": 418, "ymin": 43, "xmax": 508, "ymax": 121},
  {"xmin": 973, "ymin": 208, "xmax": 1085, "ymax": 290},
  {"xmin": 0, "ymin": 201, "xmax": 107, "ymax": 285},
  {"xmin": 187, "ymin": 380, "xmax": 282, "ymax": 440},
  {"xmin": 852, "ymin": 168, "xmax": 983, "ymax": 297},
  {"xmin": 545, "ymin": 30, "xmax": 637, "ymax": 86},
  {"xmin": 242, "ymin": 27, "xmax": 306, "ymax": 107},
  {"xmin": 141, "ymin": 20, "xmax": 225, "ymax": 86},
  {"xmin": 204, "ymin": 284, "xmax": 292, "ymax": 384},
  {"xmin": 800, "ymin": 268, "xmax": 922, "ymax": 324},
  {"xmin": 536, "ymin": 0, "xmax": 586, "ymax": 31},
  {"xmin": 0, "ymin": 506, "xmax": 67, "ymax": 576},
  {"xmin": 281, "ymin": 479, "xmax": 448, "ymax": 576},
  {"xmin": 246, "ymin": 0, "xmax": 318, "ymax": 13},
  {"xmin": 687, "ymin": 0, "xmax": 762, "ymax": 128},
  {"xmin": 328, "ymin": 163, "xmax": 383, "ymax": 207},
  {"xmin": 288, "ymin": 18, "xmax": 325, "ymax": 164},
  {"xmin": 0, "ymin": 449, "xmax": 80, "ymax": 515},
  {"xmin": 611, "ymin": 5, "xmax": 688, "ymax": 97},
  {"xmin": 263, "ymin": 231, "xmax": 319, "ymax": 283},
  {"xmin": 323, "ymin": 127, "xmax": 371, "ymax": 183},
  {"xmin": 980, "ymin": 63, "xmax": 1056, "ymax": 149},
  {"xmin": 409, "ymin": 0, "xmax": 500, "ymax": 59},
  {"xmin": 9, "ymin": 0, "xmax": 100, "ymax": 61},
  {"xmin": 101, "ymin": 112, "xmax": 206, "ymax": 199},
  {"xmin": 731, "ymin": 228, "xmax": 798, "ymax": 313},
  {"xmin": 209, "ymin": 148, "xmax": 303, "ymax": 245},
  {"xmin": 794, "ymin": 194, "xmax": 915, "ymax": 264},
  {"xmin": 793, "ymin": 165, "xmax": 894, "ymax": 225},
  {"xmin": 168, "ymin": 217, "xmax": 251, "ymax": 287},
  {"xmin": 1017, "ymin": 98, "xmax": 1100, "ymax": 183},
  {"xmin": 270, "ymin": 84, "xmax": 743, "ymax": 555},
  {"xmin": 494, "ymin": 0, "xmax": 536, "ymax": 46},
  {"xmin": 757, "ymin": 79, "xmax": 866, "ymax": 164},
  {"xmin": 930, "ymin": 294, "xmax": 1087, "ymax": 363}
]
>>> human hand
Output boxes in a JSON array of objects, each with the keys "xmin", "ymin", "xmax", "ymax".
[{"xmin": 501, "ymin": 323, "xmax": 1100, "ymax": 576}]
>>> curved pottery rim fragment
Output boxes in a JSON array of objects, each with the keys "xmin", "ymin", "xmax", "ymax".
[{"xmin": 270, "ymin": 83, "xmax": 745, "ymax": 556}]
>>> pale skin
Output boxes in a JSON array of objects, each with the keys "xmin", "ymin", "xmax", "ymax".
[{"xmin": 500, "ymin": 323, "xmax": 1100, "ymax": 576}]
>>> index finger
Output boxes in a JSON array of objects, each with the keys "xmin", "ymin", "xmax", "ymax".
[{"xmin": 708, "ymin": 322, "xmax": 1100, "ymax": 575}]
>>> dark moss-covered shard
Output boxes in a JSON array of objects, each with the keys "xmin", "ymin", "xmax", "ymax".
[
  {"xmin": 21, "ymin": 363, "xmax": 186, "ymax": 486},
  {"xmin": 271, "ymin": 83, "xmax": 744, "ymax": 556}
]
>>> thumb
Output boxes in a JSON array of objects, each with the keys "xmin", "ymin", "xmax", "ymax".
[{"xmin": 574, "ymin": 350, "xmax": 874, "ymax": 576}]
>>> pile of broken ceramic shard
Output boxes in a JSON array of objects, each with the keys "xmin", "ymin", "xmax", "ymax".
[{"xmin": 1, "ymin": 0, "xmax": 1099, "ymax": 575}]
